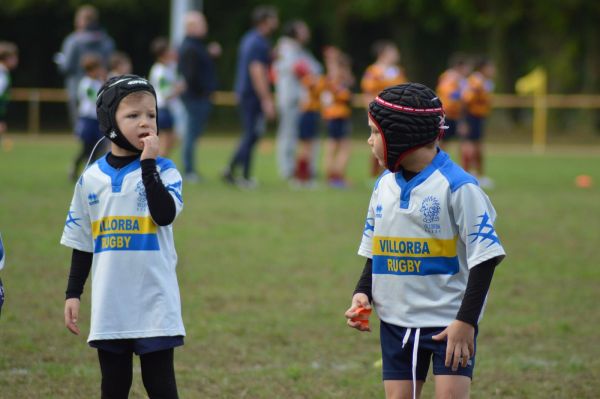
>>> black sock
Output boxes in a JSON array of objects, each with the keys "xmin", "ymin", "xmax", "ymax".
[
  {"xmin": 140, "ymin": 348, "xmax": 179, "ymax": 399},
  {"xmin": 97, "ymin": 349, "xmax": 133, "ymax": 399}
]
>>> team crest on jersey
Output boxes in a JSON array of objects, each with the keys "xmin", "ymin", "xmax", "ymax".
[
  {"xmin": 135, "ymin": 181, "xmax": 147, "ymax": 211},
  {"xmin": 88, "ymin": 193, "xmax": 99, "ymax": 206},
  {"xmin": 375, "ymin": 204, "xmax": 383, "ymax": 218},
  {"xmin": 420, "ymin": 196, "xmax": 441, "ymax": 234}
]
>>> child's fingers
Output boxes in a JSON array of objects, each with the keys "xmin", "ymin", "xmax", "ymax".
[
  {"xmin": 344, "ymin": 308, "xmax": 356, "ymax": 319},
  {"xmin": 64, "ymin": 306, "xmax": 80, "ymax": 335},
  {"xmin": 461, "ymin": 345, "xmax": 469, "ymax": 368},
  {"xmin": 452, "ymin": 345, "xmax": 462, "ymax": 371},
  {"xmin": 67, "ymin": 321, "xmax": 80, "ymax": 335},
  {"xmin": 346, "ymin": 319, "xmax": 370, "ymax": 332},
  {"xmin": 432, "ymin": 328, "xmax": 447, "ymax": 341},
  {"xmin": 444, "ymin": 340, "xmax": 454, "ymax": 368},
  {"xmin": 468, "ymin": 341, "xmax": 475, "ymax": 358}
]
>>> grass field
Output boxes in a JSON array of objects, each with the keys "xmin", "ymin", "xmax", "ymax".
[{"xmin": 0, "ymin": 135, "xmax": 599, "ymax": 398}]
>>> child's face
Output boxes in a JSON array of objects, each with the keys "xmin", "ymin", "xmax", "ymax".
[
  {"xmin": 114, "ymin": 61, "xmax": 132, "ymax": 75},
  {"xmin": 90, "ymin": 66, "xmax": 106, "ymax": 81},
  {"xmin": 115, "ymin": 93, "xmax": 157, "ymax": 152},
  {"xmin": 482, "ymin": 63, "xmax": 495, "ymax": 79},
  {"xmin": 6, "ymin": 54, "xmax": 18, "ymax": 70},
  {"xmin": 382, "ymin": 46, "xmax": 399, "ymax": 65},
  {"xmin": 367, "ymin": 118, "xmax": 385, "ymax": 167}
]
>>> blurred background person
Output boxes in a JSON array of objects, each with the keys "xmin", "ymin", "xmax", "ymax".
[
  {"xmin": 69, "ymin": 53, "xmax": 106, "ymax": 181},
  {"xmin": 149, "ymin": 37, "xmax": 184, "ymax": 157},
  {"xmin": 361, "ymin": 40, "xmax": 406, "ymax": 177},
  {"xmin": 108, "ymin": 51, "xmax": 133, "ymax": 78},
  {"xmin": 321, "ymin": 47, "xmax": 353, "ymax": 188},
  {"xmin": 273, "ymin": 19, "xmax": 313, "ymax": 180},
  {"xmin": 223, "ymin": 5, "xmax": 279, "ymax": 189},
  {"xmin": 292, "ymin": 40, "xmax": 323, "ymax": 186},
  {"xmin": 437, "ymin": 53, "xmax": 471, "ymax": 148},
  {"xmin": 0, "ymin": 41, "xmax": 18, "ymax": 151},
  {"xmin": 461, "ymin": 57, "xmax": 496, "ymax": 188},
  {"xmin": 178, "ymin": 10, "xmax": 219, "ymax": 182},
  {"xmin": 57, "ymin": 4, "xmax": 114, "ymax": 128}
]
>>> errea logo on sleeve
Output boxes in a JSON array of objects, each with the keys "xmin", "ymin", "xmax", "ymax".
[{"xmin": 88, "ymin": 193, "xmax": 99, "ymax": 206}]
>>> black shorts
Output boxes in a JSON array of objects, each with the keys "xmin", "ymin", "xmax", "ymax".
[
  {"xmin": 380, "ymin": 320, "xmax": 477, "ymax": 381},
  {"xmin": 443, "ymin": 119, "xmax": 458, "ymax": 141},
  {"xmin": 327, "ymin": 118, "xmax": 350, "ymax": 140},
  {"xmin": 464, "ymin": 114, "xmax": 484, "ymax": 142},
  {"xmin": 89, "ymin": 336, "xmax": 184, "ymax": 355},
  {"xmin": 299, "ymin": 111, "xmax": 320, "ymax": 140}
]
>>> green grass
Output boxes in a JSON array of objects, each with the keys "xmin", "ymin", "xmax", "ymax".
[{"xmin": 0, "ymin": 135, "xmax": 599, "ymax": 398}]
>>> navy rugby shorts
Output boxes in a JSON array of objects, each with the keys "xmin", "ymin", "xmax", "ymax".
[{"xmin": 380, "ymin": 320, "xmax": 477, "ymax": 381}]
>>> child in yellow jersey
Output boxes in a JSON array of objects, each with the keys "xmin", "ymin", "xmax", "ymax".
[
  {"xmin": 294, "ymin": 59, "xmax": 323, "ymax": 185},
  {"xmin": 361, "ymin": 41, "xmax": 407, "ymax": 176},
  {"xmin": 321, "ymin": 47, "xmax": 353, "ymax": 188},
  {"xmin": 461, "ymin": 58, "xmax": 495, "ymax": 188},
  {"xmin": 436, "ymin": 53, "xmax": 470, "ymax": 145}
]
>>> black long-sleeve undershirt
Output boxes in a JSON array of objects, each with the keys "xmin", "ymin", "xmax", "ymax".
[
  {"xmin": 65, "ymin": 249, "xmax": 93, "ymax": 299},
  {"xmin": 352, "ymin": 256, "xmax": 501, "ymax": 327},
  {"xmin": 65, "ymin": 154, "xmax": 176, "ymax": 299}
]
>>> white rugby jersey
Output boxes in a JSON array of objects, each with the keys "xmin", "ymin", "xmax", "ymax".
[
  {"xmin": 149, "ymin": 62, "xmax": 177, "ymax": 109},
  {"xmin": 358, "ymin": 150, "xmax": 505, "ymax": 328},
  {"xmin": 61, "ymin": 155, "xmax": 185, "ymax": 342},
  {"xmin": 77, "ymin": 76, "xmax": 102, "ymax": 119}
]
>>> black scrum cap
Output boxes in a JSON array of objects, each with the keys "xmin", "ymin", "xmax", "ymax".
[
  {"xmin": 96, "ymin": 74, "xmax": 158, "ymax": 153},
  {"xmin": 368, "ymin": 83, "xmax": 446, "ymax": 172}
]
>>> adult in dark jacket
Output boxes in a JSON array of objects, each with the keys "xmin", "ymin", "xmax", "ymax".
[
  {"xmin": 178, "ymin": 11, "xmax": 219, "ymax": 182},
  {"xmin": 222, "ymin": 6, "xmax": 279, "ymax": 188},
  {"xmin": 58, "ymin": 5, "xmax": 114, "ymax": 127}
]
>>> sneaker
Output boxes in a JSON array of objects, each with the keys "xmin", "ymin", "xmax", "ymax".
[
  {"xmin": 236, "ymin": 177, "xmax": 258, "ymax": 190},
  {"xmin": 328, "ymin": 178, "xmax": 348, "ymax": 189},
  {"xmin": 221, "ymin": 169, "xmax": 236, "ymax": 185}
]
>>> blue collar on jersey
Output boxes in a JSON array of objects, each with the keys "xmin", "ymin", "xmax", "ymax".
[
  {"xmin": 394, "ymin": 149, "xmax": 449, "ymax": 209},
  {"xmin": 96, "ymin": 153, "xmax": 141, "ymax": 193}
]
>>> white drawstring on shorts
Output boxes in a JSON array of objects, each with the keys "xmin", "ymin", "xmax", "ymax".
[{"xmin": 401, "ymin": 327, "xmax": 421, "ymax": 399}]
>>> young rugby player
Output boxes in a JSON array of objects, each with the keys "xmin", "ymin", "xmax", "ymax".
[{"xmin": 346, "ymin": 83, "xmax": 505, "ymax": 399}]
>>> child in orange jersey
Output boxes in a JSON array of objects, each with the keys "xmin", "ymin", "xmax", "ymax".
[
  {"xmin": 461, "ymin": 58, "xmax": 495, "ymax": 188},
  {"xmin": 361, "ymin": 41, "xmax": 407, "ymax": 177},
  {"xmin": 293, "ymin": 56, "xmax": 323, "ymax": 186},
  {"xmin": 436, "ymin": 53, "xmax": 470, "ymax": 146},
  {"xmin": 320, "ymin": 47, "xmax": 353, "ymax": 188}
]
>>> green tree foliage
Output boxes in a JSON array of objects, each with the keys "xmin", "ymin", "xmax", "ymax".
[{"xmin": 0, "ymin": 0, "xmax": 598, "ymax": 95}]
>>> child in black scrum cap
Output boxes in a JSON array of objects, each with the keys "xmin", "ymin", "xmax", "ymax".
[
  {"xmin": 61, "ymin": 75, "xmax": 185, "ymax": 399},
  {"xmin": 345, "ymin": 83, "xmax": 505, "ymax": 399}
]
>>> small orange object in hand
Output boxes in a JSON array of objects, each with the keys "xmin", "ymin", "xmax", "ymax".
[{"xmin": 351, "ymin": 306, "xmax": 372, "ymax": 329}]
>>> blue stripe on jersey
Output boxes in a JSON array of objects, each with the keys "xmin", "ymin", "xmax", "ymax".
[
  {"xmin": 438, "ymin": 157, "xmax": 478, "ymax": 192},
  {"xmin": 394, "ymin": 150, "xmax": 449, "ymax": 209},
  {"xmin": 97, "ymin": 154, "xmax": 141, "ymax": 193},
  {"xmin": 373, "ymin": 255, "xmax": 459, "ymax": 275},
  {"xmin": 156, "ymin": 157, "xmax": 177, "ymax": 172},
  {"xmin": 94, "ymin": 233, "xmax": 160, "ymax": 253}
]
